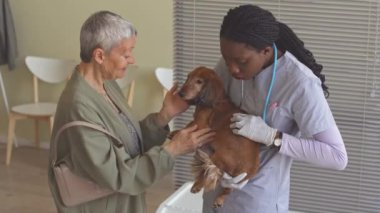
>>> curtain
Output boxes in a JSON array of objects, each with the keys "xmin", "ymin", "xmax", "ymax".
[{"xmin": 0, "ymin": 0, "xmax": 18, "ymax": 70}]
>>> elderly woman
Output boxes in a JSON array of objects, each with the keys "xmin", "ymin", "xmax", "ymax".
[{"xmin": 48, "ymin": 11, "xmax": 214, "ymax": 213}]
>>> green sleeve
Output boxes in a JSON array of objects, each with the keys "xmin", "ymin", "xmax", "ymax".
[{"xmin": 139, "ymin": 113, "xmax": 170, "ymax": 151}]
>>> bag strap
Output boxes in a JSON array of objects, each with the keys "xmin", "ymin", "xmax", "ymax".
[{"xmin": 51, "ymin": 121, "xmax": 123, "ymax": 167}]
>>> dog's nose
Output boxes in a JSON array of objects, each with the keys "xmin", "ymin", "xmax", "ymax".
[{"xmin": 178, "ymin": 90, "xmax": 185, "ymax": 98}]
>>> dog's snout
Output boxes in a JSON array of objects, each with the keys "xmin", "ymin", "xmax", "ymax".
[{"xmin": 178, "ymin": 90, "xmax": 185, "ymax": 98}]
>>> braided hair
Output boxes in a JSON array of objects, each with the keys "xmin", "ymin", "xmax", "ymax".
[{"xmin": 220, "ymin": 4, "xmax": 329, "ymax": 97}]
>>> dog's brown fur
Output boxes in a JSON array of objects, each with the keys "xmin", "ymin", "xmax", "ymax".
[{"xmin": 178, "ymin": 66, "xmax": 260, "ymax": 208}]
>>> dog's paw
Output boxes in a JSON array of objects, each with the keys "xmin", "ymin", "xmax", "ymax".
[
  {"xmin": 213, "ymin": 197, "xmax": 225, "ymax": 208},
  {"xmin": 190, "ymin": 185, "xmax": 203, "ymax": 194}
]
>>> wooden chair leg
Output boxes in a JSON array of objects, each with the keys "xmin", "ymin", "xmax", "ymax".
[
  {"xmin": 35, "ymin": 119, "xmax": 40, "ymax": 148},
  {"xmin": 127, "ymin": 80, "xmax": 135, "ymax": 107},
  {"xmin": 6, "ymin": 115, "xmax": 16, "ymax": 166},
  {"xmin": 49, "ymin": 116, "xmax": 54, "ymax": 133}
]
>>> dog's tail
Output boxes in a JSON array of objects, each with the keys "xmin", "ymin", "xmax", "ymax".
[{"xmin": 192, "ymin": 149, "xmax": 222, "ymax": 192}]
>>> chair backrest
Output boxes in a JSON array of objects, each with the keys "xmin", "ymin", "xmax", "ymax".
[
  {"xmin": 25, "ymin": 56, "xmax": 77, "ymax": 102},
  {"xmin": 25, "ymin": 56, "xmax": 77, "ymax": 83},
  {"xmin": 155, "ymin": 67, "xmax": 173, "ymax": 95}
]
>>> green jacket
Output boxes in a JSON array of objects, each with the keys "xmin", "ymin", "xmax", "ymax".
[{"xmin": 48, "ymin": 70, "xmax": 174, "ymax": 213}]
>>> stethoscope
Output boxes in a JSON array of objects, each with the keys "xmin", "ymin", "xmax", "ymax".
[{"xmin": 239, "ymin": 43, "xmax": 278, "ymax": 124}]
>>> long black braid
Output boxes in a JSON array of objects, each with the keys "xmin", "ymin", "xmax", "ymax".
[{"xmin": 220, "ymin": 4, "xmax": 329, "ymax": 97}]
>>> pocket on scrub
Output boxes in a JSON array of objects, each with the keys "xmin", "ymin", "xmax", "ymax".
[{"xmin": 269, "ymin": 106, "xmax": 295, "ymax": 133}]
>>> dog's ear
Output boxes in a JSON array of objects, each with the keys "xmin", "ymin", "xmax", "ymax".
[{"xmin": 201, "ymin": 74, "xmax": 224, "ymax": 106}]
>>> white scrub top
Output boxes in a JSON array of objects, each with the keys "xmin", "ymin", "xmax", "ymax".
[{"xmin": 202, "ymin": 51, "xmax": 335, "ymax": 213}]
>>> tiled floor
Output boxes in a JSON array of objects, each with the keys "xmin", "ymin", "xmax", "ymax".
[{"xmin": 0, "ymin": 144, "xmax": 174, "ymax": 213}]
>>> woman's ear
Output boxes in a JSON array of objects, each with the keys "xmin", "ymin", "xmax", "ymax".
[
  {"xmin": 262, "ymin": 46, "xmax": 272, "ymax": 57},
  {"xmin": 92, "ymin": 47, "xmax": 105, "ymax": 64}
]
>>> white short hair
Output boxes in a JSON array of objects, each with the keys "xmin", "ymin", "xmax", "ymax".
[{"xmin": 80, "ymin": 11, "xmax": 137, "ymax": 62}]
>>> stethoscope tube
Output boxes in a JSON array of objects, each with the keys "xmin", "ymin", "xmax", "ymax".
[
  {"xmin": 262, "ymin": 43, "xmax": 278, "ymax": 123},
  {"xmin": 239, "ymin": 43, "xmax": 278, "ymax": 124}
]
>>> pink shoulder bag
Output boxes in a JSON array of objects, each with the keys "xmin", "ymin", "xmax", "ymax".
[{"xmin": 51, "ymin": 121, "xmax": 120, "ymax": 207}]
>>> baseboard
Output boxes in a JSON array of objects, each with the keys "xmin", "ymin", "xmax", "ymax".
[{"xmin": 0, "ymin": 134, "xmax": 50, "ymax": 150}]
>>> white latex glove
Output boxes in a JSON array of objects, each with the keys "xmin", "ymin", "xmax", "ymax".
[
  {"xmin": 230, "ymin": 113, "xmax": 277, "ymax": 146},
  {"xmin": 220, "ymin": 172, "xmax": 248, "ymax": 189}
]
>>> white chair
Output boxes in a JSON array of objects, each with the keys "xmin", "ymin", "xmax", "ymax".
[
  {"xmin": 5, "ymin": 56, "xmax": 76, "ymax": 166},
  {"xmin": 116, "ymin": 65, "xmax": 138, "ymax": 107},
  {"xmin": 155, "ymin": 67, "xmax": 174, "ymax": 129},
  {"xmin": 155, "ymin": 67, "xmax": 173, "ymax": 98}
]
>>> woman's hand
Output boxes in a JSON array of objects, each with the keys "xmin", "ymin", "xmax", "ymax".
[
  {"xmin": 157, "ymin": 84, "xmax": 189, "ymax": 126},
  {"xmin": 230, "ymin": 113, "xmax": 277, "ymax": 146},
  {"xmin": 220, "ymin": 172, "xmax": 248, "ymax": 189},
  {"xmin": 163, "ymin": 125, "xmax": 215, "ymax": 157}
]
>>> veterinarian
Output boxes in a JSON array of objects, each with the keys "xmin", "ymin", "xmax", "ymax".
[
  {"xmin": 48, "ymin": 11, "xmax": 214, "ymax": 213},
  {"xmin": 202, "ymin": 5, "xmax": 348, "ymax": 213}
]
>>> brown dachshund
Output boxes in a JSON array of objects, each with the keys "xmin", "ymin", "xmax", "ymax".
[{"xmin": 177, "ymin": 66, "xmax": 260, "ymax": 208}]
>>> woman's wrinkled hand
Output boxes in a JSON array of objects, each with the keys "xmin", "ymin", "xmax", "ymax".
[
  {"xmin": 157, "ymin": 84, "xmax": 189, "ymax": 126},
  {"xmin": 163, "ymin": 125, "xmax": 215, "ymax": 157}
]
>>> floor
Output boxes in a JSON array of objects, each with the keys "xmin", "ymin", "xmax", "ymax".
[{"xmin": 0, "ymin": 144, "xmax": 175, "ymax": 213}]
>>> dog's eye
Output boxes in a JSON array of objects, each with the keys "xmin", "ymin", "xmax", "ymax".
[{"xmin": 196, "ymin": 79, "xmax": 203, "ymax": 84}]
